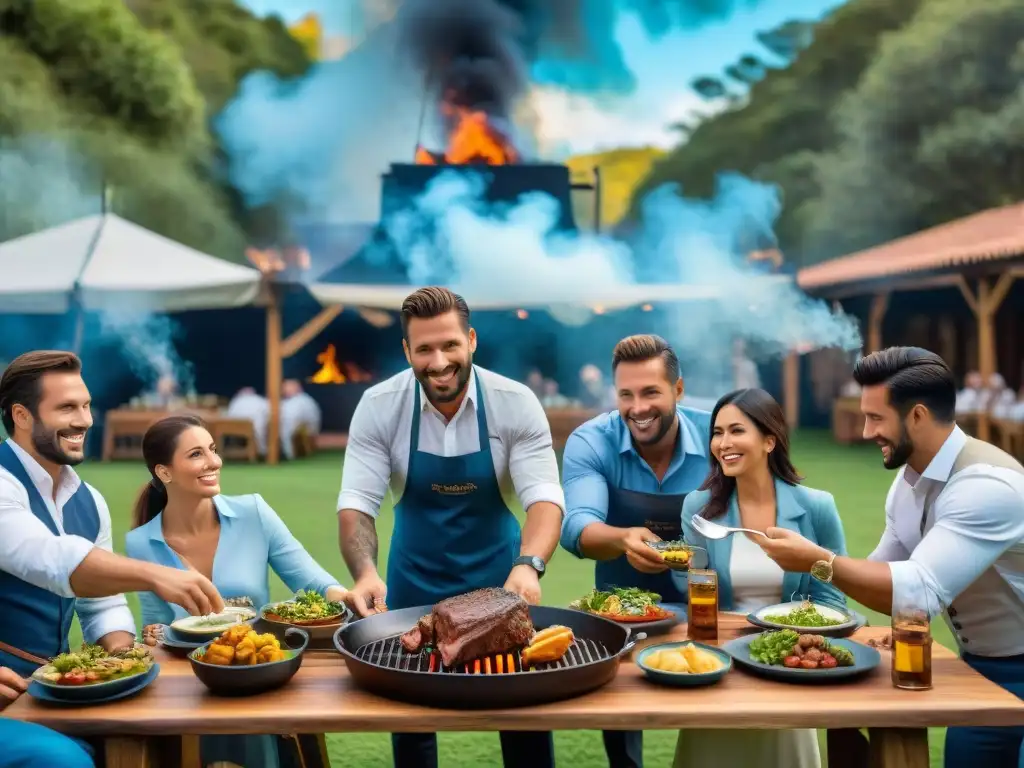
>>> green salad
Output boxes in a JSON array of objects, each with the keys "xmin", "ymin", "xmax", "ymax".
[
  {"xmin": 34, "ymin": 644, "xmax": 153, "ymax": 686},
  {"xmin": 264, "ymin": 590, "xmax": 345, "ymax": 624},
  {"xmin": 569, "ymin": 587, "xmax": 667, "ymax": 619},
  {"xmin": 762, "ymin": 602, "xmax": 846, "ymax": 628}
]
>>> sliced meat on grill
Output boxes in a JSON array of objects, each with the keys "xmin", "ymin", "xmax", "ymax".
[
  {"xmin": 432, "ymin": 588, "xmax": 534, "ymax": 668},
  {"xmin": 400, "ymin": 614, "xmax": 436, "ymax": 653}
]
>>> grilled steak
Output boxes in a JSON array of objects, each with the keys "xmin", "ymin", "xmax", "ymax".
[
  {"xmin": 433, "ymin": 588, "xmax": 534, "ymax": 668},
  {"xmin": 400, "ymin": 614, "xmax": 435, "ymax": 653}
]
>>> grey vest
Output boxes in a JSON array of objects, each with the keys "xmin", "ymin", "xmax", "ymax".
[{"xmin": 924, "ymin": 437, "xmax": 1024, "ymax": 656}]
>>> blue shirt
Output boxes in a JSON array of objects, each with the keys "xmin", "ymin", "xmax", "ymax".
[
  {"xmin": 560, "ymin": 405, "xmax": 712, "ymax": 556},
  {"xmin": 125, "ymin": 493, "xmax": 343, "ymax": 626}
]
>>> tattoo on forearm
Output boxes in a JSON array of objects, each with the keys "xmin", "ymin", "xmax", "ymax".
[{"xmin": 341, "ymin": 512, "xmax": 378, "ymax": 577}]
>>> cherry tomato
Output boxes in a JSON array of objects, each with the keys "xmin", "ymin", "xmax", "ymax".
[
  {"xmin": 783, "ymin": 656, "xmax": 802, "ymax": 668},
  {"xmin": 61, "ymin": 672, "xmax": 86, "ymax": 685},
  {"xmin": 820, "ymin": 654, "xmax": 838, "ymax": 669},
  {"xmin": 799, "ymin": 659, "xmax": 819, "ymax": 669}
]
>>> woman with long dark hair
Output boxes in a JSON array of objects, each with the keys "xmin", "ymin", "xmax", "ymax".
[
  {"xmin": 125, "ymin": 415, "xmax": 345, "ymax": 768},
  {"xmin": 671, "ymin": 388, "xmax": 848, "ymax": 768}
]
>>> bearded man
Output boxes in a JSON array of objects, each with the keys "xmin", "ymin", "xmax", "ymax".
[
  {"xmin": 337, "ymin": 287, "xmax": 564, "ymax": 768},
  {"xmin": 559, "ymin": 334, "xmax": 711, "ymax": 768},
  {"xmin": 758, "ymin": 347, "xmax": 1024, "ymax": 768},
  {"xmin": 0, "ymin": 350, "xmax": 223, "ymax": 767}
]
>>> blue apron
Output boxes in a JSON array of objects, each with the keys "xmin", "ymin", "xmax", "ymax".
[
  {"xmin": 596, "ymin": 485, "xmax": 688, "ymax": 603},
  {"xmin": 0, "ymin": 441, "xmax": 100, "ymax": 677},
  {"xmin": 386, "ymin": 373, "xmax": 520, "ymax": 610}
]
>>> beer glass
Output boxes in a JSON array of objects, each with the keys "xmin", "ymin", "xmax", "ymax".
[
  {"xmin": 687, "ymin": 569, "xmax": 719, "ymax": 642},
  {"xmin": 891, "ymin": 575, "xmax": 933, "ymax": 690}
]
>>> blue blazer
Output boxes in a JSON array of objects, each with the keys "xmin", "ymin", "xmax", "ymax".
[
  {"xmin": 676, "ymin": 479, "xmax": 848, "ymax": 612},
  {"xmin": 126, "ymin": 493, "xmax": 342, "ymax": 627}
]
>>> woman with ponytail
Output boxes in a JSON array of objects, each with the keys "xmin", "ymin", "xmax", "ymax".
[{"xmin": 125, "ymin": 414, "xmax": 345, "ymax": 768}]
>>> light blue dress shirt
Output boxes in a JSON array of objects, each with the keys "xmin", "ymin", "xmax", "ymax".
[
  {"xmin": 677, "ymin": 479, "xmax": 848, "ymax": 611},
  {"xmin": 560, "ymin": 405, "xmax": 712, "ymax": 557},
  {"xmin": 125, "ymin": 493, "xmax": 342, "ymax": 625}
]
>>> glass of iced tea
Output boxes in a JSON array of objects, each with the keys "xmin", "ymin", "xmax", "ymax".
[
  {"xmin": 891, "ymin": 608, "xmax": 932, "ymax": 690},
  {"xmin": 687, "ymin": 569, "xmax": 719, "ymax": 642}
]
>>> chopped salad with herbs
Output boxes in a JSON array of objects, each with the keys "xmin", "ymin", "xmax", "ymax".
[
  {"xmin": 762, "ymin": 602, "xmax": 845, "ymax": 628},
  {"xmin": 569, "ymin": 587, "xmax": 670, "ymax": 620},
  {"xmin": 33, "ymin": 643, "xmax": 153, "ymax": 686},
  {"xmin": 264, "ymin": 590, "xmax": 345, "ymax": 623}
]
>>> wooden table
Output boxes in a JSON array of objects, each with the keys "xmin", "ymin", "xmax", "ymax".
[
  {"xmin": 7, "ymin": 614, "xmax": 1024, "ymax": 768},
  {"xmin": 545, "ymin": 408, "xmax": 597, "ymax": 450},
  {"xmin": 102, "ymin": 409, "xmax": 255, "ymax": 462},
  {"xmin": 832, "ymin": 396, "xmax": 866, "ymax": 444}
]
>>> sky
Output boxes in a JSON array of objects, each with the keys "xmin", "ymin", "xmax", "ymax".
[{"xmin": 239, "ymin": 0, "xmax": 842, "ymax": 155}]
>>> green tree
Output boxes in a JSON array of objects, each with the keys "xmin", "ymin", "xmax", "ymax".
[
  {"xmin": 804, "ymin": 0, "xmax": 1024, "ymax": 258},
  {"xmin": 0, "ymin": 0, "xmax": 310, "ymax": 260},
  {"xmin": 632, "ymin": 0, "xmax": 926, "ymax": 264}
]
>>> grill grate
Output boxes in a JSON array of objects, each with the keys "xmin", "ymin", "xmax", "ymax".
[{"xmin": 354, "ymin": 634, "xmax": 612, "ymax": 674}]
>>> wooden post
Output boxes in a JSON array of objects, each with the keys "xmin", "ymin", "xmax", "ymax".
[
  {"xmin": 783, "ymin": 351, "xmax": 800, "ymax": 429},
  {"xmin": 867, "ymin": 292, "xmax": 889, "ymax": 353},
  {"xmin": 265, "ymin": 284, "xmax": 283, "ymax": 465},
  {"xmin": 957, "ymin": 274, "xmax": 1016, "ymax": 442}
]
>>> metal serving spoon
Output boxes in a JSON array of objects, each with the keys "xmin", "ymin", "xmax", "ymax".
[{"xmin": 690, "ymin": 514, "xmax": 769, "ymax": 540}]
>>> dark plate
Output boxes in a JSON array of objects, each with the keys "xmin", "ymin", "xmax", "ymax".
[
  {"xmin": 635, "ymin": 641, "xmax": 732, "ymax": 687},
  {"xmin": 571, "ymin": 603, "xmax": 683, "ymax": 636},
  {"xmin": 158, "ymin": 625, "xmax": 208, "ymax": 655},
  {"xmin": 28, "ymin": 664, "xmax": 159, "ymax": 705},
  {"xmin": 189, "ymin": 627, "xmax": 309, "ymax": 696},
  {"xmin": 259, "ymin": 600, "xmax": 352, "ymax": 643},
  {"xmin": 722, "ymin": 633, "xmax": 881, "ymax": 683}
]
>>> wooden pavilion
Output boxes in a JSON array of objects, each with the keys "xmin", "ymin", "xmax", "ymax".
[{"xmin": 796, "ymin": 202, "xmax": 1024, "ymax": 441}]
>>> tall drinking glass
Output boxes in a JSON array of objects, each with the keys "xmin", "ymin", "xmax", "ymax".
[
  {"xmin": 687, "ymin": 569, "xmax": 719, "ymax": 642},
  {"xmin": 891, "ymin": 574, "xmax": 933, "ymax": 690}
]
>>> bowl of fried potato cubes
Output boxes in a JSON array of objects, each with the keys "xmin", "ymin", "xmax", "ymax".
[
  {"xmin": 189, "ymin": 623, "xmax": 309, "ymax": 695},
  {"xmin": 636, "ymin": 641, "xmax": 732, "ymax": 687}
]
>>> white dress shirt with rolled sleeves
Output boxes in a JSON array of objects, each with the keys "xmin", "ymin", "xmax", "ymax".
[
  {"xmin": 869, "ymin": 426, "xmax": 1024, "ymax": 656},
  {"xmin": 338, "ymin": 366, "xmax": 565, "ymax": 518},
  {"xmin": 0, "ymin": 440, "xmax": 136, "ymax": 642}
]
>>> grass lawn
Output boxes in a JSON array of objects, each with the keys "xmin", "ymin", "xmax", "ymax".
[{"xmin": 73, "ymin": 430, "xmax": 952, "ymax": 767}]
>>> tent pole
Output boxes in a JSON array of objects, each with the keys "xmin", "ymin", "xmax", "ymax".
[{"xmin": 266, "ymin": 283, "xmax": 283, "ymax": 465}]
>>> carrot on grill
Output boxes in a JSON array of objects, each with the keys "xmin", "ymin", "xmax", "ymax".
[
  {"xmin": 474, "ymin": 660, "xmax": 481, "ymax": 674},
  {"xmin": 496, "ymin": 655, "xmax": 504, "ymax": 674},
  {"xmin": 484, "ymin": 658, "xmax": 492, "ymax": 674},
  {"xmin": 429, "ymin": 654, "xmax": 437, "ymax": 672},
  {"xmin": 507, "ymin": 653, "xmax": 514, "ymax": 672}
]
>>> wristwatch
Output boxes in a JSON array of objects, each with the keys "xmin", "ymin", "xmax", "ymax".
[
  {"xmin": 810, "ymin": 552, "xmax": 837, "ymax": 583},
  {"xmin": 513, "ymin": 555, "xmax": 546, "ymax": 579}
]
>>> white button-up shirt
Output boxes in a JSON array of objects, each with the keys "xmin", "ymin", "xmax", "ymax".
[
  {"xmin": 0, "ymin": 441, "xmax": 136, "ymax": 642},
  {"xmin": 338, "ymin": 366, "xmax": 565, "ymax": 518},
  {"xmin": 226, "ymin": 391, "xmax": 270, "ymax": 455},
  {"xmin": 870, "ymin": 426, "xmax": 1024, "ymax": 656}
]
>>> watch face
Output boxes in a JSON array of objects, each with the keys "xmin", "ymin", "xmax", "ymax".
[
  {"xmin": 532, "ymin": 556, "xmax": 545, "ymax": 573},
  {"xmin": 811, "ymin": 562, "xmax": 831, "ymax": 580}
]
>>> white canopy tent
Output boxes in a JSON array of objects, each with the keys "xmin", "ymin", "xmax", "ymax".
[{"xmin": 0, "ymin": 213, "xmax": 262, "ymax": 314}]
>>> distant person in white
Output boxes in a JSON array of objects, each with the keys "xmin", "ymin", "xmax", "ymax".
[
  {"xmin": 226, "ymin": 386, "xmax": 270, "ymax": 456},
  {"xmin": 955, "ymin": 370, "xmax": 984, "ymax": 414},
  {"xmin": 731, "ymin": 338, "xmax": 761, "ymax": 390},
  {"xmin": 758, "ymin": 347, "xmax": 1024, "ymax": 768},
  {"xmin": 280, "ymin": 379, "xmax": 321, "ymax": 460}
]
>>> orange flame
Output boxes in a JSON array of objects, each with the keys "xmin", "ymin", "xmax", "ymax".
[
  {"xmin": 416, "ymin": 103, "xmax": 518, "ymax": 166},
  {"xmin": 309, "ymin": 344, "xmax": 373, "ymax": 385}
]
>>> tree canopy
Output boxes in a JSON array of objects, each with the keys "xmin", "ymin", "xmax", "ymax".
[
  {"xmin": 0, "ymin": 0, "xmax": 310, "ymax": 259},
  {"xmin": 631, "ymin": 0, "xmax": 928, "ymax": 264}
]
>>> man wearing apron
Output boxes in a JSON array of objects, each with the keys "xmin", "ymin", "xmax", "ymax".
[
  {"xmin": 560, "ymin": 335, "xmax": 711, "ymax": 768},
  {"xmin": 759, "ymin": 347, "xmax": 1024, "ymax": 768},
  {"xmin": 0, "ymin": 351, "xmax": 224, "ymax": 768},
  {"xmin": 338, "ymin": 288, "xmax": 565, "ymax": 768}
]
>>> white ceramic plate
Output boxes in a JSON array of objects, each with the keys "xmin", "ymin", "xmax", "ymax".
[
  {"xmin": 169, "ymin": 607, "xmax": 258, "ymax": 637},
  {"xmin": 750, "ymin": 601, "xmax": 857, "ymax": 632}
]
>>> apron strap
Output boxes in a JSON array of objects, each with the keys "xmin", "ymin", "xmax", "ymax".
[{"xmin": 0, "ymin": 639, "xmax": 47, "ymax": 667}]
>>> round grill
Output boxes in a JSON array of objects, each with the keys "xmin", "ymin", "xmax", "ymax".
[{"xmin": 334, "ymin": 605, "xmax": 643, "ymax": 709}]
